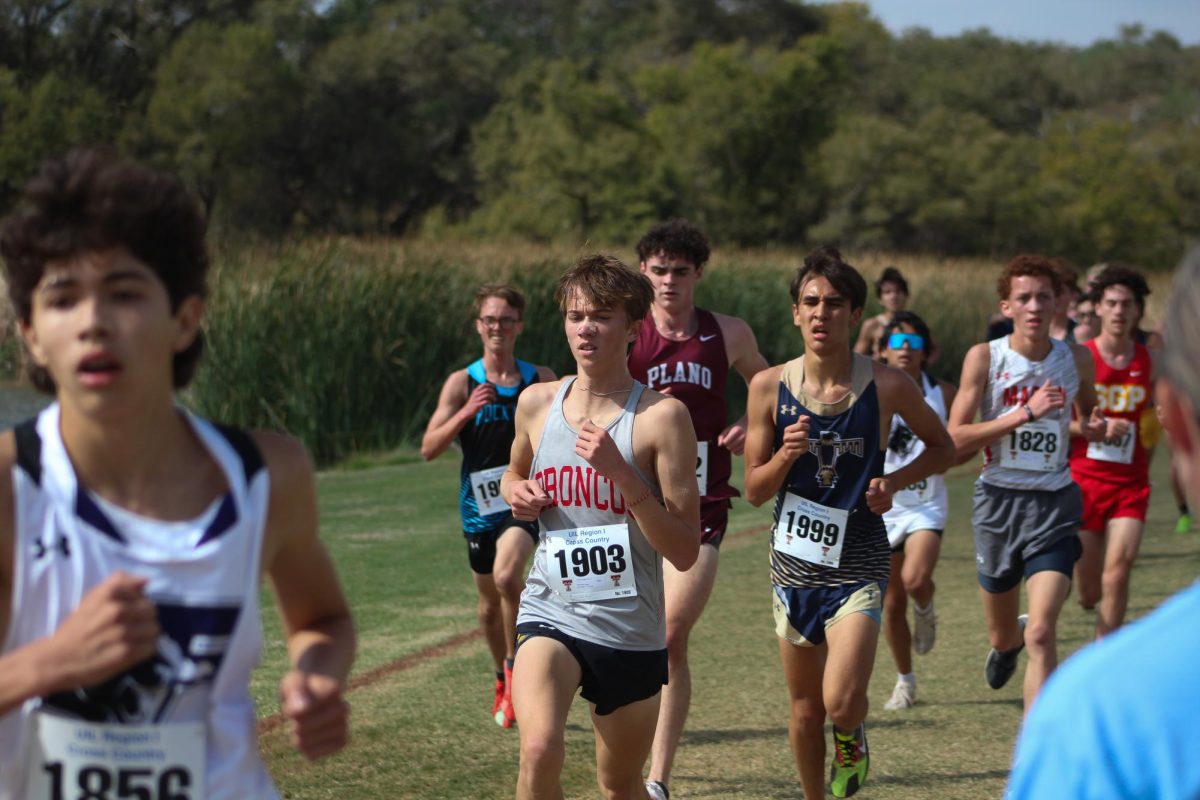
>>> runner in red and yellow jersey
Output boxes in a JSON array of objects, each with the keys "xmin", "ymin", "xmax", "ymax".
[{"xmin": 1069, "ymin": 264, "xmax": 1156, "ymax": 638}]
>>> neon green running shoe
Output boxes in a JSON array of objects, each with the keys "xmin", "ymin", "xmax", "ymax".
[
  {"xmin": 1176, "ymin": 513, "xmax": 1192, "ymax": 535},
  {"xmin": 829, "ymin": 724, "xmax": 869, "ymax": 798}
]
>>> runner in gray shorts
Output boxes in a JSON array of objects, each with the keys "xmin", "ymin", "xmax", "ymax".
[{"xmin": 972, "ymin": 482, "xmax": 1084, "ymax": 593}]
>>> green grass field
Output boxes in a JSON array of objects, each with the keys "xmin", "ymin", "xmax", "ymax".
[{"xmin": 252, "ymin": 448, "xmax": 1199, "ymax": 799}]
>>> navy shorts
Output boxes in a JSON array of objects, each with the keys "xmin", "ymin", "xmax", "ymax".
[
  {"xmin": 465, "ymin": 515, "xmax": 539, "ymax": 575},
  {"xmin": 514, "ymin": 622, "xmax": 668, "ymax": 715}
]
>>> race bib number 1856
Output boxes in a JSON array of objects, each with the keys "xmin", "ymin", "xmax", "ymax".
[{"xmin": 31, "ymin": 713, "xmax": 205, "ymax": 800}]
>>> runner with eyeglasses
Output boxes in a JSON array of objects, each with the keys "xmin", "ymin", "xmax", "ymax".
[
  {"xmin": 875, "ymin": 313, "xmax": 959, "ymax": 711},
  {"xmin": 421, "ymin": 284, "xmax": 556, "ymax": 729}
]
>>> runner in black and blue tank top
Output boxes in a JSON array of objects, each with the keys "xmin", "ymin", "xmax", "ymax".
[
  {"xmin": 744, "ymin": 247, "xmax": 953, "ymax": 800},
  {"xmin": 421, "ymin": 285, "xmax": 556, "ymax": 730}
]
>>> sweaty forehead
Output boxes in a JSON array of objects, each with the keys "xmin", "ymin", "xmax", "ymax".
[
  {"xmin": 799, "ymin": 275, "xmax": 843, "ymax": 300},
  {"xmin": 1009, "ymin": 274, "xmax": 1054, "ymax": 295}
]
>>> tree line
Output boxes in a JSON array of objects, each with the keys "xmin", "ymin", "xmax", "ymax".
[{"xmin": 1, "ymin": 1, "xmax": 1196, "ymax": 266}]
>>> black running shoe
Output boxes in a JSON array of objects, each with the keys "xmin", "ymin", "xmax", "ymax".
[{"xmin": 985, "ymin": 614, "xmax": 1027, "ymax": 689}]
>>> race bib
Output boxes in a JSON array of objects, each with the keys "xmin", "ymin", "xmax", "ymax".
[
  {"xmin": 893, "ymin": 477, "xmax": 931, "ymax": 505},
  {"xmin": 546, "ymin": 523, "xmax": 636, "ymax": 602},
  {"xmin": 470, "ymin": 465, "xmax": 510, "ymax": 515},
  {"xmin": 998, "ymin": 418, "xmax": 1064, "ymax": 472},
  {"xmin": 31, "ymin": 713, "xmax": 205, "ymax": 800},
  {"xmin": 695, "ymin": 441, "xmax": 709, "ymax": 495},
  {"xmin": 773, "ymin": 493, "xmax": 848, "ymax": 568},
  {"xmin": 1087, "ymin": 422, "xmax": 1136, "ymax": 465}
]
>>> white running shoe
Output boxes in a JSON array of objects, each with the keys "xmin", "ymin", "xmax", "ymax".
[
  {"xmin": 883, "ymin": 678, "xmax": 916, "ymax": 710},
  {"xmin": 645, "ymin": 780, "xmax": 669, "ymax": 800},
  {"xmin": 913, "ymin": 601, "xmax": 938, "ymax": 655}
]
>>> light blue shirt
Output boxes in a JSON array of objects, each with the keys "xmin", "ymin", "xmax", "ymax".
[{"xmin": 1007, "ymin": 580, "xmax": 1200, "ymax": 799}]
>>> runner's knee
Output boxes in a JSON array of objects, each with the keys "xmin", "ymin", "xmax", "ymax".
[
  {"xmin": 519, "ymin": 730, "xmax": 565, "ymax": 776},
  {"xmin": 493, "ymin": 564, "xmax": 524, "ymax": 599},
  {"xmin": 1023, "ymin": 617, "xmax": 1056, "ymax": 655}
]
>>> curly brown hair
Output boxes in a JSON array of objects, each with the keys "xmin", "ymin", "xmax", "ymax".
[
  {"xmin": 0, "ymin": 147, "xmax": 209, "ymax": 393},
  {"xmin": 996, "ymin": 254, "xmax": 1062, "ymax": 301},
  {"xmin": 635, "ymin": 220, "xmax": 711, "ymax": 268}
]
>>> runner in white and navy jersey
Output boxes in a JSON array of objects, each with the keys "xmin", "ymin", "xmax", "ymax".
[
  {"xmin": 876, "ymin": 311, "xmax": 959, "ymax": 711},
  {"xmin": 744, "ymin": 247, "xmax": 953, "ymax": 799},
  {"xmin": 421, "ymin": 284, "xmax": 555, "ymax": 728},
  {"xmin": 502, "ymin": 255, "xmax": 700, "ymax": 800},
  {"xmin": 0, "ymin": 148, "xmax": 354, "ymax": 799},
  {"xmin": 949, "ymin": 254, "xmax": 1105, "ymax": 713}
]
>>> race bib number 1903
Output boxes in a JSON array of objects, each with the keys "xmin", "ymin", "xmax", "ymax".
[
  {"xmin": 546, "ymin": 523, "xmax": 637, "ymax": 602},
  {"xmin": 31, "ymin": 713, "xmax": 205, "ymax": 800}
]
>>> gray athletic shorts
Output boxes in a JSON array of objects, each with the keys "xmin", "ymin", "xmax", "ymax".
[{"xmin": 972, "ymin": 480, "xmax": 1082, "ymax": 592}]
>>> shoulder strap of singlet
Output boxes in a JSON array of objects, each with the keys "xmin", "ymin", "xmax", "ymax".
[
  {"xmin": 466, "ymin": 358, "xmax": 487, "ymax": 386},
  {"xmin": 14, "ymin": 416, "xmax": 42, "ymax": 486},
  {"xmin": 212, "ymin": 424, "xmax": 266, "ymax": 482},
  {"xmin": 516, "ymin": 359, "xmax": 538, "ymax": 386}
]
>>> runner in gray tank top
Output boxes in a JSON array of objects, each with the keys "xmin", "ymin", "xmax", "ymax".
[
  {"xmin": 949, "ymin": 254, "xmax": 1106, "ymax": 715},
  {"xmin": 503, "ymin": 255, "xmax": 701, "ymax": 800}
]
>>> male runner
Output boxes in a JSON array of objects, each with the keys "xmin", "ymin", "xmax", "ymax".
[
  {"xmin": 876, "ymin": 312, "xmax": 959, "ymax": 711},
  {"xmin": 1006, "ymin": 245, "xmax": 1200, "ymax": 800},
  {"xmin": 853, "ymin": 266, "xmax": 909, "ymax": 359},
  {"xmin": 1069, "ymin": 264, "xmax": 1155, "ymax": 638},
  {"xmin": 744, "ymin": 247, "xmax": 953, "ymax": 798},
  {"xmin": 0, "ymin": 148, "xmax": 355, "ymax": 798},
  {"xmin": 948, "ymin": 255, "xmax": 1106, "ymax": 711},
  {"xmin": 627, "ymin": 220, "xmax": 768, "ymax": 800},
  {"xmin": 502, "ymin": 254, "xmax": 700, "ymax": 800},
  {"xmin": 421, "ymin": 285, "xmax": 554, "ymax": 728}
]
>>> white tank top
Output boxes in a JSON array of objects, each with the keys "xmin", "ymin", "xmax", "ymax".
[
  {"xmin": 0, "ymin": 404, "xmax": 279, "ymax": 800},
  {"xmin": 884, "ymin": 373, "xmax": 948, "ymax": 508},
  {"xmin": 980, "ymin": 336, "xmax": 1078, "ymax": 492}
]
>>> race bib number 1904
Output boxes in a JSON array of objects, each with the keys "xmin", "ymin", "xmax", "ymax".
[{"xmin": 31, "ymin": 713, "xmax": 205, "ymax": 800}]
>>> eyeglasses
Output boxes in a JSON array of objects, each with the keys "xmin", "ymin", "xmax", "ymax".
[
  {"xmin": 478, "ymin": 316, "xmax": 520, "ymax": 330},
  {"xmin": 887, "ymin": 332, "xmax": 925, "ymax": 351}
]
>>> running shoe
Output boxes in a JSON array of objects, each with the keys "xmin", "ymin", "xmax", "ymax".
[
  {"xmin": 883, "ymin": 678, "xmax": 916, "ymax": 710},
  {"xmin": 1176, "ymin": 513, "xmax": 1192, "ymax": 534},
  {"xmin": 913, "ymin": 601, "xmax": 938, "ymax": 655},
  {"xmin": 829, "ymin": 724, "xmax": 869, "ymax": 798},
  {"xmin": 491, "ymin": 676, "xmax": 505, "ymax": 719},
  {"xmin": 644, "ymin": 779, "xmax": 669, "ymax": 800},
  {"xmin": 985, "ymin": 614, "xmax": 1027, "ymax": 690},
  {"xmin": 495, "ymin": 662, "xmax": 516, "ymax": 728}
]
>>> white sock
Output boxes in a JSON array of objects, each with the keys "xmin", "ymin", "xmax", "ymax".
[
  {"xmin": 914, "ymin": 600, "xmax": 933, "ymax": 614},
  {"xmin": 898, "ymin": 672, "xmax": 915, "ymax": 684}
]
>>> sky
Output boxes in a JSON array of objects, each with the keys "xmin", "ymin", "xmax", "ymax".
[{"xmin": 809, "ymin": 0, "xmax": 1200, "ymax": 46}]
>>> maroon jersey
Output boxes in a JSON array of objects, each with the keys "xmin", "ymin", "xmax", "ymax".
[{"xmin": 629, "ymin": 308, "xmax": 738, "ymax": 501}]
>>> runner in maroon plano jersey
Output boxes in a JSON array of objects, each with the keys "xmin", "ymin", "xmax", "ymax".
[{"xmin": 628, "ymin": 220, "xmax": 769, "ymax": 800}]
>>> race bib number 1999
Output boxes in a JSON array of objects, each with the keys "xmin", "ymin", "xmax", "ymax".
[
  {"xmin": 31, "ymin": 713, "xmax": 205, "ymax": 800},
  {"xmin": 546, "ymin": 523, "xmax": 637, "ymax": 602},
  {"xmin": 772, "ymin": 493, "xmax": 848, "ymax": 568}
]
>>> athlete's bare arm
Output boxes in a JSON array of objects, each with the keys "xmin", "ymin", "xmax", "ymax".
[
  {"xmin": 937, "ymin": 379, "xmax": 975, "ymax": 465},
  {"xmin": 853, "ymin": 316, "xmax": 882, "ymax": 356},
  {"xmin": 421, "ymin": 369, "xmax": 483, "ymax": 461},
  {"xmin": 1068, "ymin": 344, "xmax": 1107, "ymax": 442},
  {"xmin": 744, "ymin": 365, "xmax": 810, "ymax": 506},
  {"xmin": 948, "ymin": 343, "xmax": 1064, "ymax": 456},
  {"xmin": 502, "ymin": 381, "xmax": 559, "ymax": 520},
  {"xmin": 622, "ymin": 393, "xmax": 700, "ymax": 570},
  {"xmin": 715, "ymin": 313, "xmax": 770, "ymax": 455},
  {"xmin": 0, "ymin": 432, "xmax": 160, "ymax": 718},
  {"xmin": 258, "ymin": 431, "xmax": 355, "ymax": 761},
  {"xmin": 874, "ymin": 364, "xmax": 955, "ymax": 501}
]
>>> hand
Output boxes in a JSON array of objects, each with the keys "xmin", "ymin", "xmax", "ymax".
[
  {"xmin": 865, "ymin": 477, "xmax": 894, "ymax": 515},
  {"xmin": 1083, "ymin": 407, "xmax": 1108, "ymax": 443},
  {"xmin": 1104, "ymin": 417, "xmax": 1131, "ymax": 444},
  {"xmin": 717, "ymin": 421, "xmax": 747, "ymax": 456},
  {"xmin": 777, "ymin": 416, "xmax": 811, "ymax": 464},
  {"xmin": 280, "ymin": 670, "xmax": 349, "ymax": 760},
  {"xmin": 507, "ymin": 479, "xmax": 552, "ymax": 521},
  {"xmin": 1026, "ymin": 380, "xmax": 1065, "ymax": 419},
  {"xmin": 576, "ymin": 420, "xmax": 626, "ymax": 477},
  {"xmin": 45, "ymin": 572, "xmax": 159, "ymax": 692},
  {"xmin": 460, "ymin": 382, "xmax": 496, "ymax": 420}
]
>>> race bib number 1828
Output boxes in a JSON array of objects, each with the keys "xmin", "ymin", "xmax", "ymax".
[{"xmin": 998, "ymin": 418, "xmax": 1064, "ymax": 472}]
